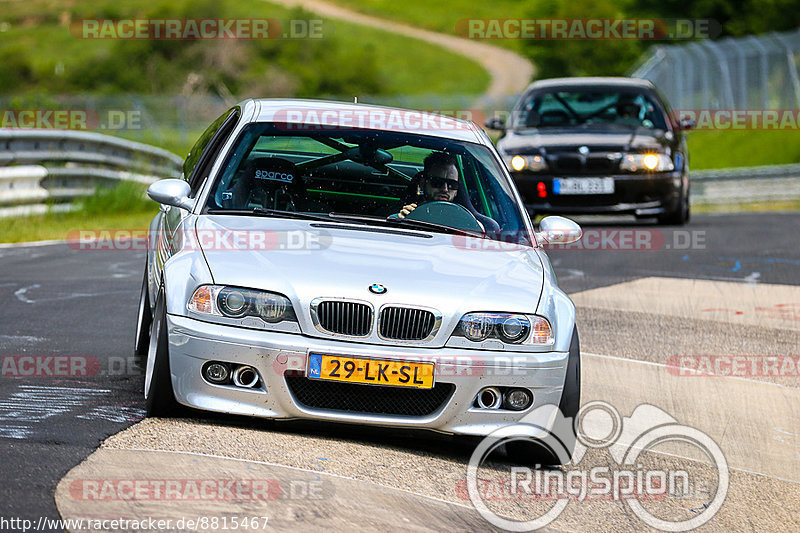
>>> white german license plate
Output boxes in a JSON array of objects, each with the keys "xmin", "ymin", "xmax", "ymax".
[{"xmin": 553, "ymin": 177, "xmax": 615, "ymax": 195}]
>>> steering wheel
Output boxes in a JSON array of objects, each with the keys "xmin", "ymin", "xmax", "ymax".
[{"xmin": 404, "ymin": 201, "xmax": 485, "ymax": 233}]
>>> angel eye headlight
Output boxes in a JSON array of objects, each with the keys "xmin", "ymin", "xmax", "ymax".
[
  {"xmin": 188, "ymin": 285, "xmax": 296, "ymax": 323},
  {"xmin": 498, "ymin": 316, "xmax": 530, "ymax": 343},
  {"xmin": 503, "ymin": 154, "xmax": 547, "ymax": 172},
  {"xmin": 620, "ymin": 153, "xmax": 674, "ymax": 172},
  {"xmin": 218, "ymin": 287, "xmax": 248, "ymax": 317},
  {"xmin": 455, "ymin": 313, "xmax": 552, "ymax": 345}
]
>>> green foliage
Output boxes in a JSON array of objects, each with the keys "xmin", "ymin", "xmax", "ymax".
[
  {"xmin": 0, "ymin": 0, "xmax": 487, "ymax": 98},
  {"xmin": 0, "ymin": 45, "xmax": 36, "ymax": 93},
  {"xmin": 522, "ymin": 0, "xmax": 643, "ymax": 78},
  {"xmin": 631, "ymin": 0, "xmax": 800, "ymax": 37},
  {"xmin": 77, "ymin": 181, "xmax": 154, "ymax": 215}
]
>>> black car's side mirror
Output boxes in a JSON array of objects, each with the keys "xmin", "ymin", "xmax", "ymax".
[
  {"xmin": 484, "ymin": 117, "xmax": 506, "ymax": 131},
  {"xmin": 678, "ymin": 116, "xmax": 696, "ymax": 130}
]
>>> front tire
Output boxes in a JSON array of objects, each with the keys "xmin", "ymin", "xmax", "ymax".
[
  {"xmin": 657, "ymin": 189, "xmax": 690, "ymax": 225},
  {"xmin": 506, "ymin": 328, "xmax": 581, "ymax": 466},
  {"xmin": 144, "ymin": 287, "xmax": 178, "ymax": 417},
  {"xmin": 134, "ymin": 269, "xmax": 152, "ymax": 359}
]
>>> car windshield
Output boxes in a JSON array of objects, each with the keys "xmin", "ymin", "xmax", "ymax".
[
  {"xmin": 204, "ymin": 123, "xmax": 532, "ymax": 245},
  {"xmin": 513, "ymin": 90, "xmax": 668, "ymax": 131}
]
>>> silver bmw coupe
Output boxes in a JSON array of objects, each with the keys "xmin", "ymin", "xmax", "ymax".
[{"xmin": 135, "ymin": 99, "xmax": 583, "ymax": 463}]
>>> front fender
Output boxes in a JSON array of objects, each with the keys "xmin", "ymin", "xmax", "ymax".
[{"xmin": 534, "ymin": 249, "xmax": 576, "ymax": 353}]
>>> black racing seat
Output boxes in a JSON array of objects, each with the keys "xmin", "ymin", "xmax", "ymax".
[{"xmin": 223, "ymin": 157, "xmax": 306, "ymax": 211}]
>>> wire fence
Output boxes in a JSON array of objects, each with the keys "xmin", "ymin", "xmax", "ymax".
[{"xmin": 630, "ymin": 28, "xmax": 800, "ymax": 111}]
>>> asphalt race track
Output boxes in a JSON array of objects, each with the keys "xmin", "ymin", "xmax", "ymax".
[{"xmin": 0, "ymin": 211, "xmax": 798, "ymax": 532}]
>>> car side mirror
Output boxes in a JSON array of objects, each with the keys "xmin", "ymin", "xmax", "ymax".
[
  {"xmin": 484, "ymin": 117, "xmax": 506, "ymax": 131},
  {"xmin": 147, "ymin": 179, "xmax": 195, "ymax": 211},
  {"xmin": 536, "ymin": 216, "xmax": 582, "ymax": 245},
  {"xmin": 678, "ymin": 116, "xmax": 695, "ymax": 130}
]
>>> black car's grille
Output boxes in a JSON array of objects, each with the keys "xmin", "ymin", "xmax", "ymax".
[
  {"xmin": 586, "ymin": 157, "xmax": 619, "ymax": 173},
  {"xmin": 551, "ymin": 155, "xmax": 582, "ymax": 173},
  {"xmin": 315, "ymin": 301, "xmax": 373, "ymax": 336},
  {"xmin": 285, "ymin": 376, "xmax": 455, "ymax": 416},
  {"xmin": 549, "ymin": 153, "xmax": 620, "ymax": 175},
  {"xmin": 379, "ymin": 307, "xmax": 436, "ymax": 340}
]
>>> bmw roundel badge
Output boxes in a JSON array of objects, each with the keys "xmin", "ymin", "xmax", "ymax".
[{"xmin": 369, "ymin": 283, "xmax": 387, "ymax": 294}]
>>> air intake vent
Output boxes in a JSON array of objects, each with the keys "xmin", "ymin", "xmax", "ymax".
[
  {"xmin": 379, "ymin": 307, "xmax": 437, "ymax": 340},
  {"xmin": 286, "ymin": 376, "xmax": 455, "ymax": 416},
  {"xmin": 314, "ymin": 300, "xmax": 373, "ymax": 336}
]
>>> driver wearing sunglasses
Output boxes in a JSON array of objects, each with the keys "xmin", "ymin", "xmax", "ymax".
[{"xmin": 398, "ymin": 152, "xmax": 460, "ymax": 218}]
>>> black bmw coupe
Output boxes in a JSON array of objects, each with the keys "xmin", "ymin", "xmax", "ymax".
[{"xmin": 490, "ymin": 77, "xmax": 692, "ymax": 225}]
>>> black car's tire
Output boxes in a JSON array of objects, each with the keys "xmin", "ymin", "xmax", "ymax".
[
  {"xmin": 657, "ymin": 190, "xmax": 690, "ymax": 225},
  {"xmin": 134, "ymin": 269, "xmax": 152, "ymax": 359},
  {"xmin": 144, "ymin": 288, "xmax": 179, "ymax": 417},
  {"xmin": 506, "ymin": 328, "xmax": 581, "ymax": 466}
]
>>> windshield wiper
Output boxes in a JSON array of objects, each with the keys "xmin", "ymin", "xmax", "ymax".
[
  {"xmin": 328, "ymin": 212, "xmax": 483, "ymax": 236},
  {"xmin": 207, "ymin": 208, "xmax": 337, "ymax": 222},
  {"xmin": 386, "ymin": 216, "xmax": 485, "ymax": 237}
]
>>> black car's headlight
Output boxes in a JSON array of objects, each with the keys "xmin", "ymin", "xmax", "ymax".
[
  {"xmin": 620, "ymin": 153, "xmax": 674, "ymax": 172},
  {"xmin": 188, "ymin": 285, "xmax": 297, "ymax": 323},
  {"xmin": 454, "ymin": 313, "xmax": 553, "ymax": 345},
  {"xmin": 503, "ymin": 154, "xmax": 547, "ymax": 172}
]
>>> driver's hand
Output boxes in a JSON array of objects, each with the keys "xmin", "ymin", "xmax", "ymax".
[{"xmin": 398, "ymin": 203, "xmax": 417, "ymax": 219}]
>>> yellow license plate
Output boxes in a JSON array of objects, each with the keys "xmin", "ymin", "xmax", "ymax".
[{"xmin": 307, "ymin": 353, "xmax": 434, "ymax": 389}]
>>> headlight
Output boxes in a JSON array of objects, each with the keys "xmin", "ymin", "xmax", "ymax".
[
  {"xmin": 620, "ymin": 153, "xmax": 674, "ymax": 172},
  {"xmin": 455, "ymin": 313, "xmax": 553, "ymax": 345},
  {"xmin": 188, "ymin": 285, "xmax": 296, "ymax": 323},
  {"xmin": 503, "ymin": 154, "xmax": 547, "ymax": 172}
]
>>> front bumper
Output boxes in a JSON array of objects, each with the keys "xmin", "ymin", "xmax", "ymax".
[
  {"xmin": 167, "ymin": 314, "xmax": 569, "ymax": 438},
  {"xmin": 512, "ymin": 171, "xmax": 684, "ymax": 216}
]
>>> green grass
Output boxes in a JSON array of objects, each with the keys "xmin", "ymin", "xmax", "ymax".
[
  {"xmin": 692, "ymin": 199, "xmax": 800, "ymax": 213},
  {"xmin": 327, "ymin": 0, "xmax": 530, "ymax": 51},
  {"xmin": 0, "ymin": 182, "xmax": 158, "ymax": 243},
  {"xmin": 687, "ymin": 129, "xmax": 800, "ymax": 170},
  {"xmin": 0, "ymin": 0, "xmax": 489, "ymax": 98},
  {"xmin": 0, "ymin": 209, "xmax": 158, "ymax": 244}
]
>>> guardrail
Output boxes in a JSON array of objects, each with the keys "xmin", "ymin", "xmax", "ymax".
[
  {"xmin": 1, "ymin": 128, "xmax": 797, "ymax": 216},
  {"xmin": 691, "ymin": 163, "xmax": 800, "ymax": 205},
  {"xmin": 0, "ymin": 129, "xmax": 182, "ymax": 218}
]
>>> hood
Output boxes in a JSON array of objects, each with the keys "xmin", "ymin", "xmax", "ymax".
[
  {"xmin": 195, "ymin": 215, "xmax": 545, "ymax": 342},
  {"xmin": 498, "ymin": 128, "xmax": 669, "ymax": 154}
]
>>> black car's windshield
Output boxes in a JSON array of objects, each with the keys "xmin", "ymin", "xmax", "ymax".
[
  {"xmin": 513, "ymin": 89, "xmax": 668, "ymax": 131},
  {"xmin": 204, "ymin": 123, "xmax": 531, "ymax": 245}
]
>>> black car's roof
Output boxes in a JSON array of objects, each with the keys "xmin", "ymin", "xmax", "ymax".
[{"xmin": 524, "ymin": 77, "xmax": 656, "ymax": 92}]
